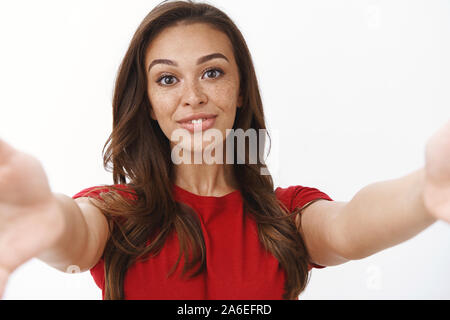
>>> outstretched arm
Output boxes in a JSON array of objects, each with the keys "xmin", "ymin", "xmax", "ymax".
[
  {"xmin": 0, "ymin": 139, "xmax": 110, "ymax": 299},
  {"xmin": 299, "ymin": 120, "xmax": 449, "ymax": 266}
]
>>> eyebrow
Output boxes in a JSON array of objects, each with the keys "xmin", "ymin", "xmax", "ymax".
[{"xmin": 147, "ymin": 53, "xmax": 229, "ymax": 73}]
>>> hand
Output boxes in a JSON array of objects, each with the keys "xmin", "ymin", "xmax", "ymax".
[
  {"xmin": 423, "ymin": 120, "xmax": 450, "ymax": 222},
  {"xmin": 0, "ymin": 139, "xmax": 65, "ymax": 299}
]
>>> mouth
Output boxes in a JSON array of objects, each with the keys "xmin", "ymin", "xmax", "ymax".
[{"xmin": 177, "ymin": 113, "xmax": 218, "ymax": 133}]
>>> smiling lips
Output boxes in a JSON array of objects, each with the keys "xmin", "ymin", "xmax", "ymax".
[{"xmin": 177, "ymin": 113, "xmax": 217, "ymax": 133}]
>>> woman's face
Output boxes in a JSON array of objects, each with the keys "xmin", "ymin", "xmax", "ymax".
[{"xmin": 145, "ymin": 22, "xmax": 243, "ymax": 154}]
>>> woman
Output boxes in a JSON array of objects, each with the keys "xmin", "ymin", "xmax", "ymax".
[{"xmin": 0, "ymin": 0, "xmax": 448, "ymax": 300}]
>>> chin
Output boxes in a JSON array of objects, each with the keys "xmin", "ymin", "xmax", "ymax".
[{"xmin": 171, "ymin": 139, "xmax": 225, "ymax": 165}]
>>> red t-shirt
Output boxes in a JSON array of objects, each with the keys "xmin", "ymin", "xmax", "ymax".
[{"xmin": 72, "ymin": 184, "xmax": 333, "ymax": 299}]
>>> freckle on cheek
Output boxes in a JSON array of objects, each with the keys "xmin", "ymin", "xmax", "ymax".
[{"xmin": 214, "ymin": 85, "xmax": 236, "ymax": 101}]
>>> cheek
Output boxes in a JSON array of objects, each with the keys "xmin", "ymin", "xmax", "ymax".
[
  {"xmin": 148, "ymin": 85, "xmax": 178, "ymax": 117},
  {"xmin": 210, "ymin": 81, "xmax": 239, "ymax": 111},
  {"xmin": 149, "ymin": 88, "xmax": 175, "ymax": 111},
  {"xmin": 148, "ymin": 90, "xmax": 178, "ymax": 137}
]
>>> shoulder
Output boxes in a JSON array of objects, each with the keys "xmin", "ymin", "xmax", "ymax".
[{"xmin": 275, "ymin": 185, "xmax": 333, "ymax": 213}]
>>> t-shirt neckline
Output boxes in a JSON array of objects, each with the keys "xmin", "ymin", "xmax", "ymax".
[{"xmin": 172, "ymin": 184, "xmax": 241, "ymax": 205}]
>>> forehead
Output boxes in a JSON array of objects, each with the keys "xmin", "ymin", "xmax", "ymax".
[{"xmin": 145, "ymin": 22, "xmax": 235, "ymax": 64}]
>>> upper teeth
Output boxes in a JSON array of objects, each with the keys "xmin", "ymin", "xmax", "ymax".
[{"xmin": 191, "ymin": 119, "xmax": 205, "ymax": 124}]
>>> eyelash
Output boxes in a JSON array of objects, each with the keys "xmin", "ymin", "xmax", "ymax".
[{"xmin": 156, "ymin": 67, "xmax": 225, "ymax": 87}]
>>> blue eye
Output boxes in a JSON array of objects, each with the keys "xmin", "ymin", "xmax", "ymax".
[{"xmin": 156, "ymin": 68, "xmax": 224, "ymax": 87}]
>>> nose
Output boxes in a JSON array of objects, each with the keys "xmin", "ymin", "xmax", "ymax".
[{"xmin": 181, "ymin": 78, "xmax": 207, "ymax": 108}]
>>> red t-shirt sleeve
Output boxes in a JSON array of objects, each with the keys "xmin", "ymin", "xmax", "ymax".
[
  {"xmin": 72, "ymin": 184, "xmax": 136, "ymax": 201},
  {"xmin": 275, "ymin": 185, "xmax": 334, "ymax": 271},
  {"xmin": 71, "ymin": 184, "xmax": 135, "ymax": 294}
]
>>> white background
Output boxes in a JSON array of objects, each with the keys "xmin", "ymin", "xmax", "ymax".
[{"xmin": 0, "ymin": 0, "xmax": 449, "ymax": 299}]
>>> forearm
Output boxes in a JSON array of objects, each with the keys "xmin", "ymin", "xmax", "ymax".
[
  {"xmin": 336, "ymin": 168, "xmax": 437, "ymax": 260},
  {"xmin": 37, "ymin": 193, "xmax": 89, "ymax": 272}
]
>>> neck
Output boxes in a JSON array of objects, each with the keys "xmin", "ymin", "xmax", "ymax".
[
  {"xmin": 171, "ymin": 137, "xmax": 239, "ymax": 196},
  {"xmin": 174, "ymin": 160, "xmax": 237, "ymax": 197}
]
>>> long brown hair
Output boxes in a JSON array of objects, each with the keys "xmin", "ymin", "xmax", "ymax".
[{"xmin": 86, "ymin": 0, "xmax": 311, "ymax": 300}]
